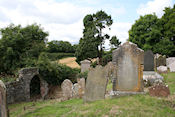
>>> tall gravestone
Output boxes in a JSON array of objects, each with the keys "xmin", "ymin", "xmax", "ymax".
[
  {"xmin": 0, "ymin": 80, "xmax": 8, "ymax": 117},
  {"xmin": 112, "ymin": 42, "xmax": 144, "ymax": 92},
  {"xmin": 84, "ymin": 65, "xmax": 108, "ymax": 102},
  {"xmin": 144, "ymin": 50, "xmax": 154, "ymax": 71},
  {"xmin": 80, "ymin": 59, "xmax": 91, "ymax": 73}
]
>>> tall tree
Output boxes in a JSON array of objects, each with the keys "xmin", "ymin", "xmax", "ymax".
[
  {"xmin": 75, "ymin": 10, "xmax": 113, "ymax": 64},
  {"xmin": 128, "ymin": 14, "xmax": 162, "ymax": 51},
  {"xmin": 160, "ymin": 4, "xmax": 175, "ymax": 56}
]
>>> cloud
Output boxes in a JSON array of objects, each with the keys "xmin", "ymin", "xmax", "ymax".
[
  {"xmin": 137, "ymin": 0, "xmax": 173, "ymax": 17},
  {"xmin": 0, "ymin": 0, "xmax": 127, "ymax": 45}
]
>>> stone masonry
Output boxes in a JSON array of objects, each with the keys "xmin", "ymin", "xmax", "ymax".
[{"xmin": 6, "ymin": 67, "xmax": 48, "ymax": 104}]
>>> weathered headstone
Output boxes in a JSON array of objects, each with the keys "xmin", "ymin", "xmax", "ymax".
[
  {"xmin": 155, "ymin": 54, "xmax": 166, "ymax": 67},
  {"xmin": 0, "ymin": 80, "xmax": 8, "ymax": 117},
  {"xmin": 84, "ymin": 65, "xmax": 108, "ymax": 102},
  {"xmin": 144, "ymin": 50, "xmax": 154, "ymax": 71},
  {"xmin": 72, "ymin": 83, "xmax": 81, "ymax": 98},
  {"xmin": 80, "ymin": 59, "xmax": 91, "ymax": 72},
  {"xmin": 61, "ymin": 79, "xmax": 73, "ymax": 100},
  {"xmin": 77, "ymin": 78, "xmax": 85, "ymax": 98},
  {"xmin": 112, "ymin": 42, "xmax": 144, "ymax": 92}
]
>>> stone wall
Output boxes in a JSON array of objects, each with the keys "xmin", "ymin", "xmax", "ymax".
[{"xmin": 5, "ymin": 67, "xmax": 48, "ymax": 104}]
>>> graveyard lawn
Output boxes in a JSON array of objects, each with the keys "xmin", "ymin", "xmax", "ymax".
[{"xmin": 9, "ymin": 73, "xmax": 175, "ymax": 117}]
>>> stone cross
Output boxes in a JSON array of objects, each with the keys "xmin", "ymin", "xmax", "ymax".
[
  {"xmin": 144, "ymin": 50, "xmax": 154, "ymax": 71},
  {"xmin": 0, "ymin": 80, "xmax": 8, "ymax": 117},
  {"xmin": 112, "ymin": 42, "xmax": 144, "ymax": 92}
]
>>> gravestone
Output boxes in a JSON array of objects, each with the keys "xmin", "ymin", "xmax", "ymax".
[
  {"xmin": 112, "ymin": 42, "xmax": 144, "ymax": 92},
  {"xmin": 61, "ymin": 79, "xmax": 73, "ymax": 100},
  {"xmin": 0, "ymin": 80, "xmax": 8, "ymax": 117},
  {"xmin": 155, "ymin": 54, "xmax": 166, "ymax": 67},
  {"xmin": 80, "ymin": 59, "xmax": 91, "ymax": 72},
  {"xmin": 144, "ymin": 50, "xmax": 154, "ymax": 71},
  {"xmin": 77, "ymin": 78, "xmax": 85, "ymax": 98},
  {"xmin": 72, "ymin": 83, "xmax": 81, "ymax": 98},
  {"xmin": 84, "ymin": 65, "xmax": 108, "ymax": 102}
]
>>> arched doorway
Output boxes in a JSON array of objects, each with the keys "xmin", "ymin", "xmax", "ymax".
[{"xmin": 30, "ymin": 75, "xmax": 41, "ymax": 100}]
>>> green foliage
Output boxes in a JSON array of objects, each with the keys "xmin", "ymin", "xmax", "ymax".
[
  {"xmin": 129, "ymin": 5, "xmax": 175, "ymax": 56},
  {"xmin": 129, "ymin": 14, "xmax": 161, "ymax": 50},
  {"xmin": 101, "ymin": 51, "xmax": 112, "ymax": 66},
  {"xmin": 75, "ymin": 10, "xmax": 113, "ymax": 63},
  {"xmin": 160, "ymin": 4, "xmax": 175, "ymax": 56},
  {"xmin": 0, "ymin": 24, "xmax": 48, "ymax": 74},
  {"xmin": 37, "ymin": 53, "xmax": 79, "ymax": 85},
  {"xmin": 110, "ymin": 36, "xmax": 121, "ymax": 49},
  {"xmin": 77, "ymin": 71, "xmax": 88, "ymax": 80},
  {"xmin": 46, "ymin": 52, "xmax": 74, "ymax": 61},
  {"xmin": 47, "ymin": 40, "xmax": 75, "ymax": 53}
]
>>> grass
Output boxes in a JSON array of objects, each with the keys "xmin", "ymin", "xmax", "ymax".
[
  {"xmin": 162, "ymin": 72, "xmax": 175, "ymax": 94},
  {"xmin": 9, "ymin": 72, "xmax": 175, "ymax": 117}
]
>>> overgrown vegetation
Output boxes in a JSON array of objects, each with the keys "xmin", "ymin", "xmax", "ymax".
[
  {"xmin": 37, "ymin": 53, "xmax": 79, "ymax": 85},
  {"xmin": 0, "ymin": 24, "xmax": 79, "ymax": 85}
]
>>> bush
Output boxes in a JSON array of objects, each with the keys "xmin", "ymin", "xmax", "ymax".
[
  {"xmin": 37, "ymin": 53, "xmax": 79, "ymax": 85},
  {"xmin": 77, "ymin": 71, "xmax": 88, "ymax": 80},
  {"xmin": 46, "ymin": 52, "xmax": 75, "ymax": 61}
]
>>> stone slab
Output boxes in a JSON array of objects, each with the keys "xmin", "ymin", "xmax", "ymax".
[
  {"xmin": 110, "ymin": 91, "xmax": 145, "ymax": 98},
  {"xmin": 143, "ymin": 71, "xmax": 163, "ymax": 86}
]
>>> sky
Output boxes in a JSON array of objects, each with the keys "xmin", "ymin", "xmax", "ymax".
[{"xmin": 0, "ymin": 0, "xmax": 174, "ymax": 46}]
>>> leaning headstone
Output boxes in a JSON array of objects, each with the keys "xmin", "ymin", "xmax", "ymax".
[
  {"xmin": 112, "ymin": 42, "xmax": 144, "ymax": 92},
  {"xmin": 84, "ymin": 65, "xmax": 108, "ymax": 102},
  {"xmin": 80, "ymin": 59, "xmax": 91, "ymax": 72},
  {"xmin": 0, "ymin": 80, "xmax": 8, "ymax": 117},
  {"xmin": 144, "ymin": 50, "xmax": 154, "ymax": 71},
  {"xmin": 61, "ymin": 79, "xmax": 73, "ymax": 100}
]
